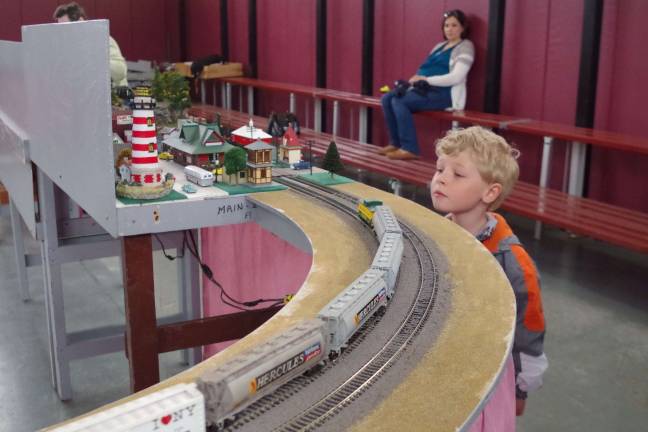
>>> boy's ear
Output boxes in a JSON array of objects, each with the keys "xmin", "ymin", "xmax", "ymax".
[{"xmin": 482, "ymin": 182, "xmax": 502, "ymax": 205}]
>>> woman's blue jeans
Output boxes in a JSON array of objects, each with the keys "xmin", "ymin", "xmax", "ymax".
[{"xmin": 381, "ymin": 88, "xmax": 451, "ymax": 154}]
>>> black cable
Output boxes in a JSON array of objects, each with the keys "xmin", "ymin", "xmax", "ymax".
[
  {"xmin": 183, "ymin": 230, "xmax": 288, "ymax": 311},
  {"xmin": 154, "ymin": 233, "xmax": 185, "ymax": 261}
]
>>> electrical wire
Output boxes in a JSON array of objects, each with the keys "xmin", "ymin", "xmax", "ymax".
[{"xmin": 182, "ymin": 230, "xmax": 289, "ymax": 312}]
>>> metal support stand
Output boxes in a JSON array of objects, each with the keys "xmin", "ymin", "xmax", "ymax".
[
  {"xmin": 332, "ymin": 100, "xmax": 340, "ymax": 137},
  {"xmin": 9, "ymin": 199, "xmax": 30, "ymax": 301},
  {"xmin": 389, "ymin": 178, "xmax": 402, "ymax": 196},
  {"xmin": 451, "ymin": 120, "xmax": 460, "ymax": 130},
  {"xmin": 200, "ymin": 80, "xmax": 206, "ymax": 105},
  {"xmin": 535, "ymin": 136, "xmax": 554, "ymax": 240},
  {"xmin": 568, "ymin": 141, "xmax": 587, "ymax": 197},
  {"xmin": 314, "ymin": 98, "xmax": 322, "ymax": 133},
  {"xmin": 225, "ymin": 82, "xmax": 232, "ymax": 111},
  {"xmin": 221, "ymin": 82, "xmax": 227, "ymax": 108},
  {"xmin": 37, "ymin": 170, "xmax": 72, "ymax": 400},
  {"xmin": 289, "ymin": 93, "xmax": 296, "ymax": 114},
  {"xmin": 247, "ymin": 86, "xmax": 255, "ymax": 116},
  {"xmin": 179, "ymin": 229, "xmax": 202, "ymax": 366}
]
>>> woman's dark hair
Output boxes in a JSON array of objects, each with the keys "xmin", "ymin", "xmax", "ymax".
[
  {"xmin": 53, "ymin": 2, "xmax": 87, "ymax": 22},
  {"xmin": 442, "ymin": 9, "xmax": 470, "ymax": 40}
]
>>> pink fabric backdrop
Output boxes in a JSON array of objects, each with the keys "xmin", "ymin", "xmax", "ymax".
[
  {"xmin": 200, "ymin": 222, "xmax": 313, "ymax": 358},
  {"xmin": 467, "ymin": 354, "xmax": 516, "ymax": 432}
]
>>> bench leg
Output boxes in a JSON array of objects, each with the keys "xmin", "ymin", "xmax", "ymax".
[
  {"xmin": 359, "ymin": 106, "xmax": 368, "ymax": 143},
  {"xmin": 9, "ymin": 199, "xmax": 31, "ymax": 301},
  {"xmin": 389, "ymin": 178, "xmax": 402, "ymax": 196},
  {"xmin": 332, "ymin": 100, "xmax": 340, "ymax": 137},
  {"xmin": 314, "ymin": 98, "xmax": 322, "ymax": 133},
  {"xmin": 535, "ymin": 136, "xmax": 554, "ymax": 241},
  {"xmin": 568, "ymin": 141, "xmax": 587, "ymax": 196},
  {"xmin": 289, "ymin": 92, "xmax": 296, "ymax": 114},
  {"xmin": 221, "ymin": 82, "xmax": 227, "ymax": 108},
  {"xmin": 247, "ymin": 86, "xmax": 254, "ymax": 116}
]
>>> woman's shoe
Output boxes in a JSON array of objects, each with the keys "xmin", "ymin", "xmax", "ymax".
[
  {"xmin": 387, "ymin": 149, "xmax": 420, "ymax": 160},
  {"xmin": 377, "ymin": 145, "xmax": 399, "ymax": 155}
]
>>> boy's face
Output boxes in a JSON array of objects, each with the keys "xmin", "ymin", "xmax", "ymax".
[{"xmin": 430, "ymin": 151, "xmax": 498, "ymax": 215}]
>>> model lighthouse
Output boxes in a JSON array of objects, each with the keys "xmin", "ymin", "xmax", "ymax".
[
  {"xmin": 130, "ymin": 87, "xmax": 163, "ymax": 186},
  {"xmin": 115, "ymin": 86, "xmax": 174, "ymax": 200}
]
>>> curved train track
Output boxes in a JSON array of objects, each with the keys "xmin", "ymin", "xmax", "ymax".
[{"xmin": 225, "ymin": 176, "xmax": 440, "ymax": 431}]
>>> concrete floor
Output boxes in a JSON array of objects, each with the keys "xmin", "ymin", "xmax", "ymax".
[{"xmin": 0, "ymin": 174, "xmax": 646, "ymax": 431}]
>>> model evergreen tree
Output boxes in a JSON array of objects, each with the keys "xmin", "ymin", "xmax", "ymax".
[
  {"xmin": 151, "ymin": 70, "xmax": 191, "ymax": 123},
  {"xmin": 322, "ymin": 140, "xmax": 344, "ymax": 177},
  {"xmin": 224, "ymin": 147, "xmax": 247, "ymax": 184}
]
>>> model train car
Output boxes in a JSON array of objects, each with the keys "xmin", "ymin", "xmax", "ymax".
[
  {"xmin": 371, "ymin": 232, "xmax": 404, "ymax": 289},
  {"xmin": 373, "ymin": 205, "xmax": 403, "ymax": 241},
  {"xmin": 197, "ymin": 319, "xmax": 328, "ymax": 427},
  {"xmin": 357, "ymin": 199, "xmax": 383, "ymax": 226},
  {"xmin": 318, "ymin": 269, "xmax": 390, "ymax": 357}
]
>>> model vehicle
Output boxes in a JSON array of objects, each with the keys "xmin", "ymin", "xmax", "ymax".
[
  {"xmin": 291, "ymin": 160, "xmax": 311, "ymax": 170},
  {"xmin": 318, "ymin": 269, "xmax": 389, "ymax": 357},
  {"xmin": 184, "ymin": 165, "xmax": 215, "ymax": 187},
  {"xmin": 197, "ymin": 319, "xmax": 328, "ymax": 427},
  {"xmin": 373, "ymin": 205, "xmax": 402, "ymax": 241},
  {"xmin": 182, "ymin": 183, "xmax": 197, "ymax": 194},
  {"xmin": 159, "ymin": 151, "xmax": 174, "ymax": 160},
  {"xmin": 357, "ymin": 199, "xmax": 384, "ymax": 226}
]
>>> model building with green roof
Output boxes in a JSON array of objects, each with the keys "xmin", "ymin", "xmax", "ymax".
[{"xmin": 162, "ymin": 119, "xmax": 235, "ymax": 169}]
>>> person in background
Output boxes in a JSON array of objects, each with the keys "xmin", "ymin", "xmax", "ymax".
[
  {"xmin": 380, "ymin": 9, "xmax": 474, "ymax": 160},
  {"xmin": 53, "ymin": 2, "xmax": 128, "ymax": 88},
  {"xmin": 430, "ymin": 127, "xmax": 548, "ymax": 430}
]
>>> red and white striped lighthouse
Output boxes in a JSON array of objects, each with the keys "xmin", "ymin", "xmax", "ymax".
[{"xmin": 130, "ymin": 87, "xmax": 163, "ymax": 186}]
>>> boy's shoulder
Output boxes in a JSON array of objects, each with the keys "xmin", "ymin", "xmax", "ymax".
[{"xmin": 481, "ymin": 213, "xmax": 536, "ymax": 257}]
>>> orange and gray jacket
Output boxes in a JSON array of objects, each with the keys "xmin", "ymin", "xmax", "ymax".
[{"xmin": 479, "ymin": 213, "xmax": 548, "ymax": 399}]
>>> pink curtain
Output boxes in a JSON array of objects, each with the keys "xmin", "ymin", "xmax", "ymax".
[{"xmin": 200, "ymin": 222, "xmax": 313, "ymax": 358}]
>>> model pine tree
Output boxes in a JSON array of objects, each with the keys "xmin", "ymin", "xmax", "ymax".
[
  {"xmin": 322, "ymin": 140, "xmax": 344, "ymax": 177},
  {"xmin": 224, "ymin": 147, "xmax": 247, "ymax": 184}
]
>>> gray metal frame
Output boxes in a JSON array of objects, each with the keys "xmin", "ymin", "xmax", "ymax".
[
  {"xmin": 0, "ymin": 22, "xmax": 315, "ymax": 401},
  {"xmin": 22, "ymin": 21, "xmax": 119, "ymax": 236},
  {"xmin": 29, "ymin": 169, "xmax": 203, "ymax": 400},
  {"xmin": 0, "ymin": 39, "xmax": 36, "ymax": 236}
]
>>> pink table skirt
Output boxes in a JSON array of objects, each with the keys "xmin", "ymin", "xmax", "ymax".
[{"xmin": 200, "ymin": 222, "xmax": 313, "ymax": 358}]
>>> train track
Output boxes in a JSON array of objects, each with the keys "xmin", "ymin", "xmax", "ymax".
[{"xmin": 226, "ymin": 175, "xmax": 440, "ymax": 431}]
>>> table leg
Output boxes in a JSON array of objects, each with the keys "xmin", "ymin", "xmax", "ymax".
[{"xmin": 122, "ymin": 234, "xmax": 160, "ymax": 392}]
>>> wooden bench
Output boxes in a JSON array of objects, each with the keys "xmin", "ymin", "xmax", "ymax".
[{"xmin": 188, "ymin": 103, "xmax": 648, "ymax": 254}]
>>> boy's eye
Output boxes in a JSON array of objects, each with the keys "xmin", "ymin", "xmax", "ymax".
[{"xmin": 454, "ymin": 172, "xmax": 464, "ymax": 178}]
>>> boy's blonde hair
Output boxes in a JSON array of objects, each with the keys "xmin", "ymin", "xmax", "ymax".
[{"xmin": 435, "ymin": 126, "xmax": 519, "ymax": 210}]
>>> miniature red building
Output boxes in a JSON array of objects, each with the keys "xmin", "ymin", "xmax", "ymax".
[{"xmin": 231, "ymin": 119, "xmax": 272, "ymax": 146}]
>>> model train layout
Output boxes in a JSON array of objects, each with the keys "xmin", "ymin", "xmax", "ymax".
[
  {"xmin": 50, "ymin": 180, "xmax": 412, "ymax": 432},
  {"xmin": 198, "ymin": 188, "xmax": 405, "ymax": 428}
]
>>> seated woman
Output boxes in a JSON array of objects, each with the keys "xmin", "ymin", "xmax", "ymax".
[{"xmin": 380, "ymin": 9, "xmax": 474, "ymax": 160}]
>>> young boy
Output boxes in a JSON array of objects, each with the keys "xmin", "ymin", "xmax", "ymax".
[{"xmin": 430, "ymin": 126, "xmax": 548, "ymax": 420}]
